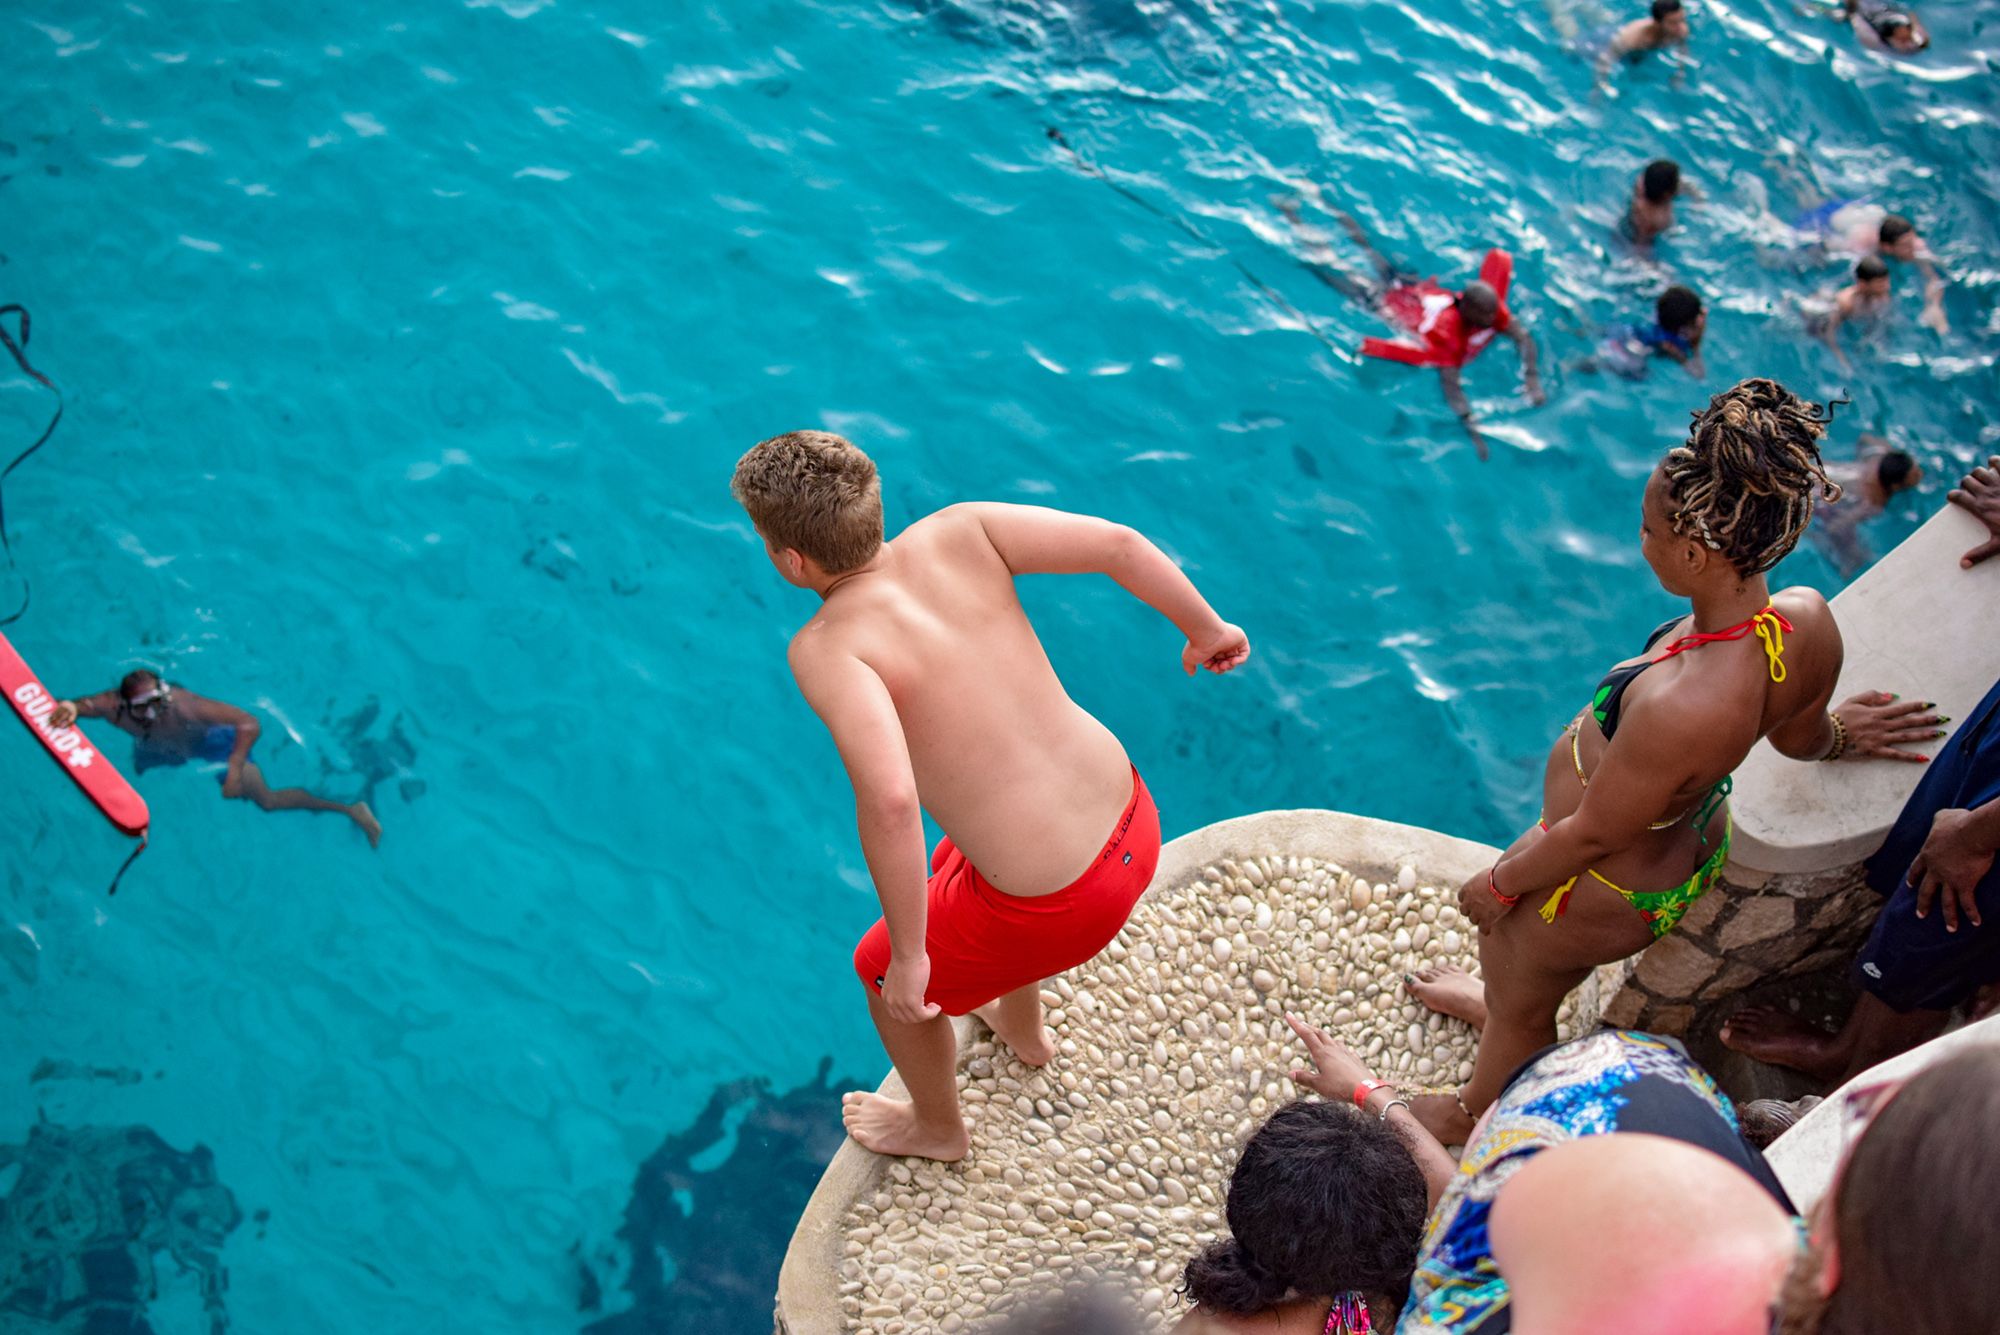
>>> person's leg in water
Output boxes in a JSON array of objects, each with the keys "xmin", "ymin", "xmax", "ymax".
[
  {"xmin": 229, "ymin": 761, "xmax": 382, "ymax": 848},
  {"xmin": 841, "ymin": 984, "xmax": 972, "ymax": 1162},
  {"xmin": 974, "ymin": 979, "xmax": 1057, "ymax": 1066},
  {"xmin": 1721, "ymin": 993, "xmax": 1949, "ymax": 1085},
  {"xmin": 1545, "ymin": 0, "xmax": 1580, "ymax": 43},
  {"xmin": 1274, "ymin": 197, "xmax": 1396, "ymax": 306}
]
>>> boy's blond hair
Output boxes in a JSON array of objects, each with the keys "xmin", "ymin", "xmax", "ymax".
[{"xmin": 732, "ymin": 430, "xmax": 884, "ymax": 574}]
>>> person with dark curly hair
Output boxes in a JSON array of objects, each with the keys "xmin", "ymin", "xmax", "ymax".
[
  {"xmin": 1173, "ymin": 1022, "xmax": 1449, "ymax": 1333},
  {"xmin": 1401, "ymin": 379, "xmax": 1940, "ymax": 1145}
]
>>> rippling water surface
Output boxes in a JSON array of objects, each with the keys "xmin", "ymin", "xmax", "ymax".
[{"xmin": 2, "ymin": 0, "xmax": 1995, "ymax": 1329}]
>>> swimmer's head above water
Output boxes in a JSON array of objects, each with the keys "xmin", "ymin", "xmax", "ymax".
[
  {"xmin": 732, "ymin": 429, "xmax": 886, "ymax": 587},
  {"xmin": 1875, "ymin": 449, "xmax": 1922, "ymax": 497},
  {"xmin": 1641, "ymin": 158, "xmax": 1682, "ymax": 204},
  {"xmin": 118, "ymin": 670, "xmax": 171, "ymax": 724},
  {"xmin": 1657, "ymin": 285, "xmax": 1705, "ymax": 342},
  {"xmin": 1651, "ymin": 0, "xmax": 1690, "ymax": 41},
  {"xmin": 1878, "ymin": 213, "xmax": 1921, "ymax": 260},
  {"xmin": 1455, "ymin": 281, "xmax": 1502, "ymax": 330},
  {"xmin": 1649, "ymin": 378, "xmax": 1837, "ymax": 585},
  {"xmin": 1871, "ymin": 10, "xmax": 1927, "ymax": 52},
  {"xmin": 1855, "ymin": 254, "xmax": 1892, "ymax": 298}
]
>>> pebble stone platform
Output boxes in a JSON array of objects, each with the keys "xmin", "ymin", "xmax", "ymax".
[{"xmin": 775, "ymin": 811, "xmax": 1608, "ymax": 1334}]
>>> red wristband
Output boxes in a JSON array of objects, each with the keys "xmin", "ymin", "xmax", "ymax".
[
  {"xmin": 1489, "ymin": 864, "xmax": 1521, "ymax": 908},
  {"xmin": 1353, "ymin": 1079, "xmax": 1393, "ymax": 1109}
]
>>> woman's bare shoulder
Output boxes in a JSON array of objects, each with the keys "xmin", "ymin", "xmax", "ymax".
[{"xmin": 1773, "ymin": 585, "xmax": 1834, "ymax": 632}]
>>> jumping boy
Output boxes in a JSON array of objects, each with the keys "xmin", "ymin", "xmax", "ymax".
[{"xmin": 732, "ymin": 431, "xmax": 1249, "ymax": 1161}]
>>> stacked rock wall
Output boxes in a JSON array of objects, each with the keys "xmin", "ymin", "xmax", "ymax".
[{"xmin": 1595, "ymin": 862, "xmax": 1879, "ymax": 1036}]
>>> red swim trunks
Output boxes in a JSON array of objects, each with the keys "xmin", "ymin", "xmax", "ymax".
[{"xmin": 852, "ymin": 769, "xmax": 1161, "ymax": 1017}]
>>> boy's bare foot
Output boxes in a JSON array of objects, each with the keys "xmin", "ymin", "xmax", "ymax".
[
  {"xmin": 1406, "ymin": 965, "xmax": 1487, "ymax": 1031},
  {"xmin": 1719, "ymin": 1007, "xmax": 1845, "ymax": 1082},
  {"xmin": 972, "ymin": 999, "xmax": 1056, "ymax": 1067},
  {"xmin": 840, "ymin": 1091, "xmax": 969, "ymax": 1162},
  {"xmin": 349, "ymin": 802, "xmax": 383, "ymax": 850}
]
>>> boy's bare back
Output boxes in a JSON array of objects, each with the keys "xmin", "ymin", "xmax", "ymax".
[{"xmin": 789, "ymin": 504, "xmax": 1140, "ymax": 895}]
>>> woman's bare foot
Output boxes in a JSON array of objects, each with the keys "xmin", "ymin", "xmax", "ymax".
[
  {"xmin": 1406, "ymin": 965, "xmax": 1487, "ymax": 1031},
  {"xmin": 349, "ymin": 802, "xmax": 383, "ymax": 849},
  {"xmin": 1719, "ymin": 1007, "xmax": 1846, "ymax": 1082},
  {"xmin": 840, "ymin": 1091, "xmax": 969, "ymax": 1162},
  {"xmin": 973, "ymin": 998, "xmax": 1056, "ymax": 1067},
  {"xmin": 1410, "ymin": 1091, "xmax": 1477, "ymax": 1146}
]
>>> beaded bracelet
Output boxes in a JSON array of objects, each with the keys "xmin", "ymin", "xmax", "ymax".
[
  {"xmin": 1821, "ymin": 710, "xmax": 1849, "ymax": 763},
  {"xmin": 1489, "ymin": 864, "xmax": 1521, "ymax": 907}
]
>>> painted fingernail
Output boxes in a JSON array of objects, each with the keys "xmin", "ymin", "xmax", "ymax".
[
  {"xmin": 1925, "ymin": 702, "xmax": 1936, "ymax": 710},
  {"xmin": 1935, "ymin": 731, "xmax": 1948, "ymax": 739},
  {"xmin": 1940, "ymin": 717, "xmax": 1952, "ymax": 725}
]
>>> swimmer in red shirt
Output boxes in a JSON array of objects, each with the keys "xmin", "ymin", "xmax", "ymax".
[{"xmin": 1278, "ymin": 199, "xmax": 1545, "ymax": 461}]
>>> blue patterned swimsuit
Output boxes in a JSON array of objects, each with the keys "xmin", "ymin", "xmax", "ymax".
[{"xmin": 1397, "ymin": 1030, "xmax": 1794, "ymax": 1333}]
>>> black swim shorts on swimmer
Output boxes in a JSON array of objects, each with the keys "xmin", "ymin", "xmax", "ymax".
[{"xmin": 1852, "ymin": 676, "xmax": 2000, "ymax": 1013}]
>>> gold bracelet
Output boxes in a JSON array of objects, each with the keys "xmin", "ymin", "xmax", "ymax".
[{"xmin": 1821, "ymin": 711, "xmax": 1848, "ymax": 763}]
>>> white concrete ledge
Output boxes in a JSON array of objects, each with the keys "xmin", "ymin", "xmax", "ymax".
[{"xmin": 1732, "ymin": 503, "xmax": 2000, "ymax": 875}]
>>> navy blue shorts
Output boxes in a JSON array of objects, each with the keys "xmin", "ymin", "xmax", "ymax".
[{"xmin": 1853, "ymin": 676, "xmax": 2000, "ymax": 1013}]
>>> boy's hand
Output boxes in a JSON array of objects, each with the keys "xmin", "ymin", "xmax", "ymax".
[
  {"xmin": 49, "ymin": 700, "xmax": 79, "ymax": 728},
  {"xmin": 881, "ymin": 952, "xmax": 941, "ymax": 1024},
  {"xmin": 1183, "ymin": 622, "xmax": 1250, "ymax": 676}
]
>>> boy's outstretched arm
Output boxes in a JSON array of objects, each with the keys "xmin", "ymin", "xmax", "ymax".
[
  {"xmin": 1509, "ymin": 324, "xmax": 1546, "ymax": 405},
  {"xmin": 1437, "ymin": 366, "xmax": 1490, "ymax": 462},
  {"xmin": 49, "ymin": 686, "xmax": 121, "ymax": 727},
  {"xmin": 966, "ymin": 504, "xmax": 1250, "ymax": 675},
  {"xmin": 790, "ymin": 637, "xmax": 937, "ymax": 1023}
]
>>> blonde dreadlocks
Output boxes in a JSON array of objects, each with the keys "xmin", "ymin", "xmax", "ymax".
[{"xmin": 1663, "ymin": 378, "xmax": 1840, "ymax": 576}]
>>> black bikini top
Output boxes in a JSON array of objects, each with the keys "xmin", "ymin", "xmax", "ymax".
[{"xmin": 1590, "ymin": 615, "xmax": 1688, "ymax": 741}]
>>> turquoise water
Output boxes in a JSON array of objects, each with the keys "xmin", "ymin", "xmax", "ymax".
[{"xmin": 2, "ymin": 0, "xmax": 1994, "ymax": 1329}]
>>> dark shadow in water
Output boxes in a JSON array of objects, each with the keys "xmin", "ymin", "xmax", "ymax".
[
  {"xmin": 578, "ymin": 1059, "xmax": 858, "ymax": 1335},
  {"xmin": 324, "ymin": 696, "xmax": 424, "ymax": 808},
  {"xmin": 0, "ymin": 1119, "xmax": 243, "ymax": 1334}
]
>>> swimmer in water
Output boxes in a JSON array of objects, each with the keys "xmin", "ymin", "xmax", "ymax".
[
  {"xmin": 1601, "ymin": 0, "xmax": 1691, "ymax": 79},
  {"xmin": 1805, "ymin": 255, "xmax": 1893, "ymax": 374},
  {"xmin": 1620, "ymin": 158, "xmax": 1688, "ymax": 248},
  {"xmin": 1578, "ymin": 284, "xmax": 1706, "ymax": 380},
  {"xmin": 1811, "ymin": 434, "xmax": 1924, "ymax": 576},
  {"xmin": 1775, "ymin": 157, "xmax": 1949, "ymax": 332},
  {"xmin": 49, "ymin": 670, "xmax": 382, "ymax": 847},
  {"xmin": 1839, "ymin": 0, "xmax": 1930, "ymax": 54},
  {"xmin": 1823, "ymin": 206, "xmax": 1948, "ymax": 335},
  {"xmin": 1276, "ymin": 199, "xmax": 1544, "ymax": 461}
]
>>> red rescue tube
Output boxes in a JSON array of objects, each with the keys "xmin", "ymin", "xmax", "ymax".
[{"xmin": 0, "ymin": 632, "xmax": 149, "ymax": 837}]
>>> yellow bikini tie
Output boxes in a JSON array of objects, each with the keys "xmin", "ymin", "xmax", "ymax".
[{"xmin": 1751, "ymin": 607, "xmax": 1788, "ymax": 683}]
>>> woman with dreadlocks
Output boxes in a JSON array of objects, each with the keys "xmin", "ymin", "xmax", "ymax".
[{"xmin": 1403, "ymin": 378, "xmax": 1943, "ymax": 1143}]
